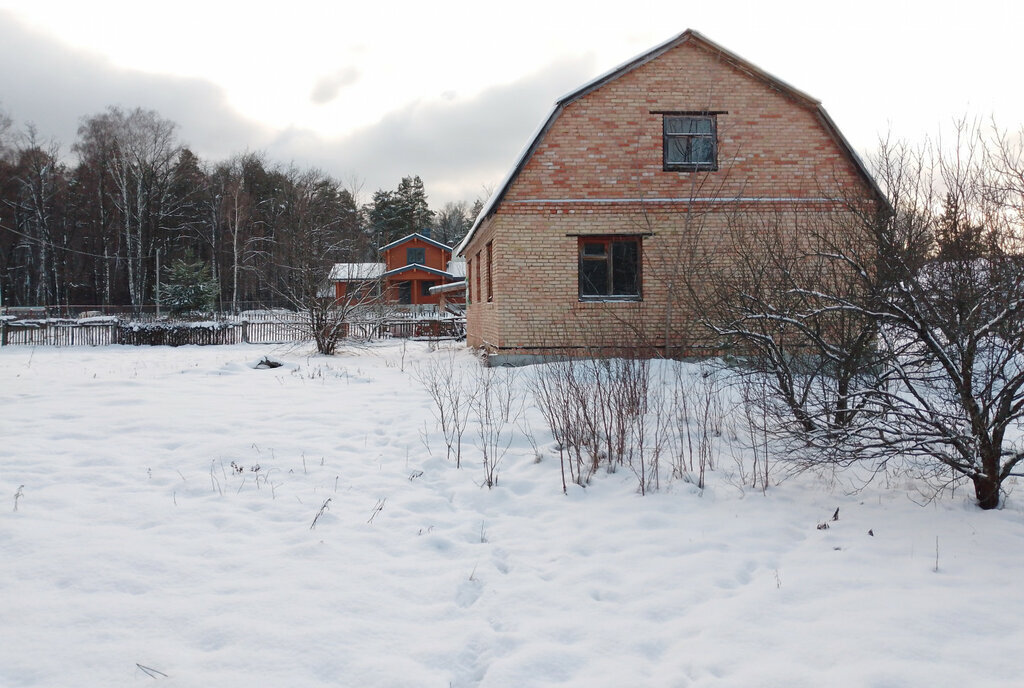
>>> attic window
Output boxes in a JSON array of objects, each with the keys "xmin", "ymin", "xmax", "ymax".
[
  {"xmin": 406, "ymin": 247, "xmax": 426, "ymax": 265},
  {"xmin": 405, "ymin": 245, "xmax": 425, "ymax": 264},
  {"xmin": 663, "ymin": 115, "xmax": 717, "ymax": 171}
]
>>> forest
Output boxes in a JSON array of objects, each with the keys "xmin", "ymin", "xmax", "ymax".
[{"xmin": 0, "ymin": 105, "xmax": 481, "ymax": 312}]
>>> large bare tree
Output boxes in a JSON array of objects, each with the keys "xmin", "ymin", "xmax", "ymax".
[
  {"xmin": 267, "ymin": 167, "xmax": 378, "ymax": 354},
  {"xmin": 706, "ymin": 122, "xmax": 1024, "ymax": 510},
  {"xmin": 74, "ymin": 107, "xmax": 189, "ymax": 309}
]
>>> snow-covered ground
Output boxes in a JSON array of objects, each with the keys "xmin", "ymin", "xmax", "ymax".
[{"xmin": 2, "ymin": 341, "xmax": 1023, "ymax": 687}]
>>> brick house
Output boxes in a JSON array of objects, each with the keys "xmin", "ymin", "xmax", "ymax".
[
  {"xmin": 455, "ymin": 30, "xmax": 886, "ymax": 362},
  {"xmin": 331, "ymin": 232, "xmax": 464, "ymax": 308}
]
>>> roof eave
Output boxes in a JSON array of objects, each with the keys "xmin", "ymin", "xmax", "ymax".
[
  {"xmin": 813, "ymin": 107, "xmax": 894, "ymax": 216},
  {"xmin": 380, "ymin": 232, "xmax": 453, "ymax": 253},
  {"xmin": 382, "ymin": 264, "xmax": 456, "ymax": 279}
]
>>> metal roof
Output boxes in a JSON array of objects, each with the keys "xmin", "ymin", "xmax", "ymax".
[
  {"xmin": 380, "ymin": 232, "xmax": 454, "ymax": 253},
  {"xmin": 382, "ymin": 264, "xmax": 458, "ymax": 279},
  {"xmin": 329, "ymin": 263, "xmax": 385, "ymax": 281}
]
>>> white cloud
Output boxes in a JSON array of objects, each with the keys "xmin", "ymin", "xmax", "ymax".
[
  {"xmin": 0, "ymin": 10, "xmax": 594, "ymax": 204},
  {"xmin": 310, "ymin": 67, "xmax": 361, "ymax": 106}
]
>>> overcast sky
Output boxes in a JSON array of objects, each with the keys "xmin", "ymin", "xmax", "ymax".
[{"xmin": 0, "ymin": 0, "xmax": 1021, "ymax": 206}]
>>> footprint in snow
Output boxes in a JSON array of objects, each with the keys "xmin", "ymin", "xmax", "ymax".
[
  {"xmin": 492, "ymin": 548, "xmax": 511, "ymax": 575},
  {"xmin": 456, "ymin": 578, "xmax": 483, "ymax": 608}
]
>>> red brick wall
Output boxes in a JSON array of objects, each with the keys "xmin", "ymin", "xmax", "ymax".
[
  {"xmin": 463, "ymin": 38, "xmax": 878, "ymax": 357},
  {"xmin": 505, "ymin": 40, "xmax": 867, "ymax": 204}
]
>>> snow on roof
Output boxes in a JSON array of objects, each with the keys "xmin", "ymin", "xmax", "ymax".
[
  {"xmin": 382, "ymin": 263, "xmax": 455, "ymax": 279},
  {"xmin": 428, "ymin": 280, "xmax": 466, "ymax": 294},
  {"xmin": 379, "ymin": 233, "xmax": 453, "ymax": 253},
  {"xmin": 329, "ymin": 263, "xmax": 385, "ymax": 281},
  {"xmin": 445, "ymin": 258, "xmax": 466, "ymax": 278}
]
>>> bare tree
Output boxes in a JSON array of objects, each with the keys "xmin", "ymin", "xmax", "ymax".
[
  {"xmin": 4, "ymin": 129, "xmax": 72, "ymax": 306},
  {"xmin": 433, "ymin": 200, "xmax": 471, "ymax": 246},
  {"xmin": 201, "ymin": 154, "xmax": 273, "ymax": 312},
  {"xmin": 471, "ymin": 365, "xmax": 523, "ymax": 488},
  {"xmin": 413, "ymin": 350, "xmax": 474, "ymax": 467},
  {"xmin": 705, "ymin": 121, "xmax": 1024, "ymax": 510},
  {"xmin": 74, "ymin": 107, "xmax": 188, "ymax": 309},
  {"xmin": 0, "ymin": 104, "xmax": 13, "ymax": 162},
  {"xmin": 267, "ymin": 167, "xmax": 379, "ymax": 354},
  {"xmin": 699, "ymin": 203, "xmax": 883, "ymax": 448},
  {"xmin": 854, "ymin": 122, "xmax": 1024, "ymax": 508}
]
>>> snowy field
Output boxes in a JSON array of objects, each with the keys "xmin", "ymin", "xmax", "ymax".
[{"xmin": 2, "ymin": 340, "xmax": 1024, "ymax": 687}]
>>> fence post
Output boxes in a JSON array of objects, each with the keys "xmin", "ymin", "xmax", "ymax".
[
  {"xmin": 241, "ymin": 321, "xmax": 249, "ymax": 344},
  {"xmin": 0, "ymin": 321, "xmax": 6, "ymax": 346}
]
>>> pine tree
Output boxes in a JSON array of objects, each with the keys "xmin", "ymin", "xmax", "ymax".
[
  {"xmin": 160, "ymin": 255, "xmax": 219, "ymax": 314},
  {"xmin": 367, "ymin": 175, "xmax": 434, "ymax": 245},
  {"xmin": 395, "ymin": 175, "xmax": 434, "ymax": 235}
]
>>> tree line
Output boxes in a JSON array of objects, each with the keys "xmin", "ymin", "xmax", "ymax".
[{"xmin": 0, "ymin": 105, "xmax": 482, "ymax": 311}]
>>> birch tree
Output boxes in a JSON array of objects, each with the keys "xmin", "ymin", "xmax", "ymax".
[
  {"xmin": 74, "ymin": 107, "xmax": 187, "ymax": 308},
  {"xmin": 6, "ymin": 131, "xmax": 70, "ymax": 306}
]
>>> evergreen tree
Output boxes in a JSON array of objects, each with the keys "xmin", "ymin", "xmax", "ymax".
[
  {"xmin": 367, "ymin": 175, "xmax": 434, "ymax": 245},
  {"xmin": 367, "ymin": 189, "xmax": 402, "ymax": 246},
  {"xmin": 934, "ymin": 192, "xmax": 989, "ymax": 263},
  {"xmin": 395, "ymin": 175, "xmax": 434, "ymax": 234},
  {"xmin": 160, "ymin": 254, "xmax": 219, "ymax": 314}
]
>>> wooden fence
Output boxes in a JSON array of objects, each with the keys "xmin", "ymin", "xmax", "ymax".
[
  {"xmin": 0, "ymin": 320, "xmax": 240, "ymax": 347},
  {"xmin": 116, "ymin": 323, "xmax": 241, "ymax": 346},
  {"xmin": 239, "ymin": 318, "xmax": 310, "ymax": 345},
  {"xmin": 1, "ymin": 320, "xmax": 120, "ymax": 346},
  {"xmin": 1, "ymin": 315, "xmax": 465, "ymax": 347}
]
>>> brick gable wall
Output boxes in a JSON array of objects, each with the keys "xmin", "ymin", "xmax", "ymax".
[{"xmin": 464, "ymin": 38, "xmax": 879, "ymax": 357}]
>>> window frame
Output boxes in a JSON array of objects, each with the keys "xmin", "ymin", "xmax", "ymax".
[
  {"xmin": 662, "ymin": 113, "xmax": 719, "ymax": 172},
  {"xmin": 406, "ymin": 246, "xmax": 426, "ymax": 265},
  {"xmin": 474, "ymin": 251, "xmax": 482, "ymax": 304},
  {"xmin": 577, "ymin": 235, "xmax": 643, "ymax": 302},
  {"xmin": 486, "ymin": 241, "xmax": 493, "ymax": 302}
]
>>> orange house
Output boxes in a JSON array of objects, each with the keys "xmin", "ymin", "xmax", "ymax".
[{"xmin": 332, "ymin": 232, "xmax": 465, "ymax": 307}]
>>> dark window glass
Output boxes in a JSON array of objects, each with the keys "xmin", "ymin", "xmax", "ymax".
[
  {"xmin": 611, "ymin": 241, "xmax": 638, "ymax": 295},
  {"xmin": 664, "ymin": 115, "xmax": 717, "ymax": 170},
  {"xmin": 578, "ymin": 237, "xmax": 641, "ymax": 299},
  {"xmin": 486, "ymin": 242, "xmax": 493, "ymax": 302},
  {"xmin": 407, "ymin": 247, "xmax": 426, "ymax": 264},
  {"xmin": 475, "ymin": 251, "xmax": 481, "ymax": 302}
]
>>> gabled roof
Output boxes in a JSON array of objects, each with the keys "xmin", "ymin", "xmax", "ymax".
[
  {"xmin": 380, "ymin": 232, "xmax": 453, "ymax": 253},
  {"xmin": 455, "ymin": 29, "xmax": 890, "ymax": 256},
  {"xmin": 329, "ymin": 262, "xmax": 385, "ymax": 281},
  {"xmin": 382, "ymin": 264, "xmax": 457, "ymax": 279}
]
